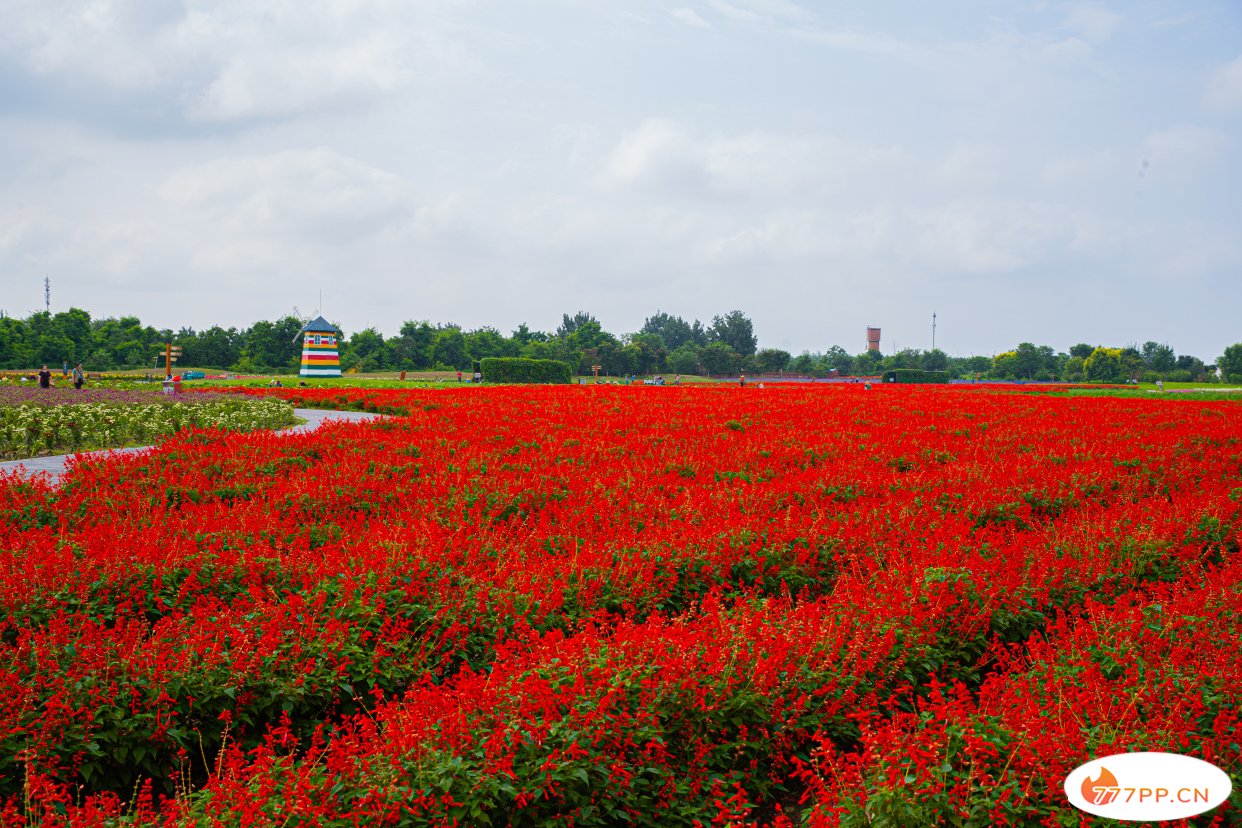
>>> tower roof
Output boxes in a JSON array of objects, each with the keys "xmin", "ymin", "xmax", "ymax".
[{"xmin": 299, "ymin": 315, "xmax": 340, "ymax": 335}]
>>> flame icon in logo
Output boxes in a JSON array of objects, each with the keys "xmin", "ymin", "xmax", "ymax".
[{"xmin": 1082, "ymin": 767, "xmax": 1121, "ymax": 805}]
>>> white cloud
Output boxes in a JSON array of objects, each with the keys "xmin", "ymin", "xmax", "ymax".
[
  {"xmin": 1204, "ymin": 54, "xmax": 1242, "ymax": 111},
  {"xmin": 1063, "ymin": 4, "xmax": 1123, "ymax": 43},
  {"xmin": 1142, "ymin": 125, "xmax": 1227, "ymax": 167},
  {"xmin": 670, "ymin": 8, "xmax": 711, "ymax": 29},
  {"xmin": 705, "ymin": 0, "xmax": 810, "ymax": 24},
  {"xmin": 161, "ymin": 148, "xmax": 411, "ymax": 242},
  {"xmin": 0, "ymin": 0, "xmax": 474, "ymax": 123},
  {"xmin": 598, "ymin": 119, "xmax": 708, "ymax": 192}
]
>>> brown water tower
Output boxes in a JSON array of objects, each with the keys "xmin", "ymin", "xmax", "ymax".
[{"xmin": 866, "ymin": 327, "xmax": 881, "ymax": 352}]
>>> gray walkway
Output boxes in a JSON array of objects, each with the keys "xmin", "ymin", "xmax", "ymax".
[{"xmin": 0, "ymin": 408, "xmax": 386, "ymax": 481}]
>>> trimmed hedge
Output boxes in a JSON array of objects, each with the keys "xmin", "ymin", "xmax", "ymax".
[
  {"xmin": 881, "ymin": 369, "xmax": 951, "ymax": 384},
  {"xmin": 480, "ymin": 357, "xmax": 573, "ymax": 384}
]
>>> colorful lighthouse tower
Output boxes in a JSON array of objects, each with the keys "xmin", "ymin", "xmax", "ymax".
[{"xmin": 298, "ymin": 316, "xmax": 342, "ymax": 378}]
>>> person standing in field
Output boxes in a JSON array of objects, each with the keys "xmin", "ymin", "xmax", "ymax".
[
  {"xmin": 73, "ymin": 362, "xmax": 85, "ymax": 389},
  {"xmin": 38, "ymin": 365, "xmax": 52, "ymax": 388}
]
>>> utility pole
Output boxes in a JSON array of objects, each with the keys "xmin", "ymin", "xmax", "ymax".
[
  {"xmin": 44, "ymin": 276, "xmax": 50, "ymax": 313},
  {"xmin": 932, "ymin": 312, "xmax": 937, "ymax": 352}
]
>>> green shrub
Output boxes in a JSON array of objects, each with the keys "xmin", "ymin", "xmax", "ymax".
[
  {"xmin": 480, "ymin": 358, "xmax": 572, "ymax": 384},
  {"xmin": 881, "ymin": 369, "xmax": 950, "ymax": 384}
]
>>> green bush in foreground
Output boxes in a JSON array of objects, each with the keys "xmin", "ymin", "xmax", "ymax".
[
  {"xmin": 480, "ymin": 357, "xmax": 572, "ymax": 384},
  {"xmin": 0, "ymin": 399, "xmax": 298, "ymax": 459}
]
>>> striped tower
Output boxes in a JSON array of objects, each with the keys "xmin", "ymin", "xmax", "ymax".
[{"xmin": 298, "ymin": 316, "xmax": 342, "ymax": 378}]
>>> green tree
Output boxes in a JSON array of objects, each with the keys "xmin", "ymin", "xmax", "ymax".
[
  {"xmin": 1069, "ymin": 343, "xmax": 1095, "ymax": 359},
  {"xmin": 641, "ymin": 312, "xmax": 706, "ymax": 349},
  {"xmin": 389, "ymin": 320, "xmax": 436, "ymax": 369},
  {"xmin": 556, "ymin": 311, "xmax": 599, "ymax": 339},
  {"xmin": 1218, "ymin": 343, "xmax": 1242, "ymax": 383},
  {"xmin": 343, "ymin": 327, "xmax": 388, "ymax": 372},
  {"xmin": 432, "ymin": 327, "xmax": 468, "ymax": 370},
  {"xmin": 887, "ymin": 348, "xmax": 923, "ymax": 371},
  {"xmin": 1083, "ymin": 347, "xmax": 1125, "ymax": 383},
  {"xmin": 53, "ymin": 308, "xmax": 93, "ymax": 361},
  {"xmin": 707, "ymin": 310, "xmax": 757, "ymax": 356},
  {"xmin": 790, "ymin": 352, "xmax": 817, "ymax": 374},
  {"xmin": 465, "ymin": 327, "xmax": 514, "ymax": 362},
  {"xmin": 668, "ymin": 344, "xmax": 701, "ymax": 375},
  {"xmin": 992, "ymin": 350, "xmax": 1018, "ymax": 379},
  {"xmin": 627, "ymin": 333, "xmax": 668, "ymax": 374},
  {"xmin": 1141, "ymin": 341, "xmax": 1176, "ymax": 373},
  {"xmin": 921, "ymin": 348, "xmax": 949, "ymax": 372},
  {"xmin": 754, "ymin": 348, "xmax": 791, "ymax": 373},
  {"xmin": 855, "ymin": 350, "xmax": 884, "ymax": 375},
  {"xmin": 511, "ymin": 323, "xmax": 548, "ymax": 347},
  {"xmin": 520, "ymin": 340, "xmax": 558, "ymax": 361},
  {"xmin": 238, "ymin": 316, "xmax": 303, "ymax": 371},
  {"xmin": 699, "ymin": 341, "xmax": 742, "ymax": 376},
  {"xmin": 952, "ymin": 355, "xmax": 992, "ymax": 378},
  {"xmin": 823, "ymin": 346, "xmax": 854, "ymax": 375},
  {"xmin": 1174, "ymin": 354, "xmax": 1208, "ymax": 381},
  {"xmin": 1062, "ymin": 356, "xmax": 1085, "ymax": 381}
]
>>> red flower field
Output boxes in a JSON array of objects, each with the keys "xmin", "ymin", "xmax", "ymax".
[{"xmin": 0, "ymin": 385, "xmax": 1238, "ymax": 825}]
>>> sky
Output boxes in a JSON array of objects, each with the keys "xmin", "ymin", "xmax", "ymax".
[{"xmin": 1, "ymin": 1, "xmax": 1240, "ymax": 359}]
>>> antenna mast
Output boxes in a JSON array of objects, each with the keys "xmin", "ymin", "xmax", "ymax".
[
  {"xmin": 932, "ymin": 312, "xmax": 937, "ymax": 351},
  {"xmin": 44, "ymin": 276, "xmax": 50, "ymax": 313}
]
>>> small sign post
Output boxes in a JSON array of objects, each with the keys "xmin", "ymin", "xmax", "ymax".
[{"xmin": 164, "ymin": 344, "xmax": 182, "ymax": 379}]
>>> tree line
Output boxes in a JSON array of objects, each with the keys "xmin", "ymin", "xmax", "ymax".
[{"xmin": 1, "ymin": 307, "xmax": 1238, "ymax": 382}]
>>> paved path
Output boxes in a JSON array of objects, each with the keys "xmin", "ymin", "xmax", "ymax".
[{"xmin": 0, "ymin": 408, "xmax": 386, "ymax": 481}]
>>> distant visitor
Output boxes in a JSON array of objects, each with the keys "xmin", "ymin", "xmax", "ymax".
[{"xmin": 298, "ymin": 316, "xmax": 342, "ymax": 378}]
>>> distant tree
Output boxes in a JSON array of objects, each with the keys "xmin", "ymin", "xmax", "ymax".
[
  {"xmin": 953, "ymin": 355, "xmax": 992, "ymax": 377},
  {"xmin": 707, "ymin": 311, "xmax": 757, "ymax": 356},
  {"xmin": 887, "ymin": 348, "xmax": 923, "ymax": 371},
  {"xmin": 571, "ymin": 321, "xmax": 617, "ymax": 353},
  {"xmin": 1218, "ymin": 343, "xmax": 1242, "ymax": 383},
  {"xmin": 238, "ymin": 316, "xmax": 303, "ymax": 371},
  {"xmin": 641, "ymin": 312, "xmax": 706, "ymax": 349},
  {"xmin": 1083, "ymin": 347, "xmax": 1125, "ymax": 383},
  {"xmin": 184, "ymin": 325, "xmax": 242, "ymax": 368},
  {"xmin": 627, "ymin": 333, "xmax": 668, "ymax": 374},
  {"xmin": 432, "ymin": 327, "xmax": 468, "ymax": 369},
  {"xmin": 511, "ymin": 322, "xmax": 548, "ymax": 346},
  {"xmin": 1173, "ymin": 353, "xmax": 1209, "ymax": 381},
  {"xmin": 1119, "ymin": 346, "xmax": 1144, "ymax": 380},
  {"xmin": 921, "ymin": 348, "xmax": 949, "ymax": 372},
  {"xmin": 596, "ymin": 341, "xmax": 636, "ymax": 376},
  {"xmin": 1069, "ymin": 343, "xmax": 1095, "ymax": 359},
  {"xmin": 556, "ymin": 311, "xmax": 599, "ymax": 339},
  {"xmin": 520, "ymin": 340, "xmax": 558, "ymax": 361},
  {"xmin": 343, "ymin": 327, "xmax": 388, "ymax": 372},
  {"xmin": 992, "ymin": 350, "xmax": 1018, "ymax": 379},
  {"xmin": 855, "ymin": 350, "xmax": 884, "ymax": 374},
  {"xmin": 389, "ymin": 320, "xmax": 435, "ymax": 369},
  {"xmin": 1011, "ymin": 342, "xmax": 1045, "ymax": 379},
  {"xmin": 464, "ymin": 327, "xmax": 514, "ymax": 362},
  {"xmin": 754, "ymin": 348, "xmax": 791, "ymax": 373},
  {"xmin": 668, "ymin": 344, "xmax": 702, "ymax": 375},
  {"xmin": 1141, "ymin": 341, "xmax": 1176, "ymax": 373},
  {"xmin": 1062, "ymin": 356, "xmax": 1085, "ymax": 382},
  {"xmin": 699, "ymin": 342, "xmax": 742, "ymax": 376},
  {"xmin": 789, "ymin": 352, "xmax": 817, "ymax": 374},
  {"xmin": 53, "ymin": 308, "xmax": 93, "ymax": 362},
  {"xmin": 823, "ymin": 345, "xmax": 854, "ymax": 375}
]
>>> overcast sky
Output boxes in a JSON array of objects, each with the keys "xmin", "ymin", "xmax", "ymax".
[{"xmin": 1, "ymin": 1, "xmax": 1240, "ymax": 358}]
